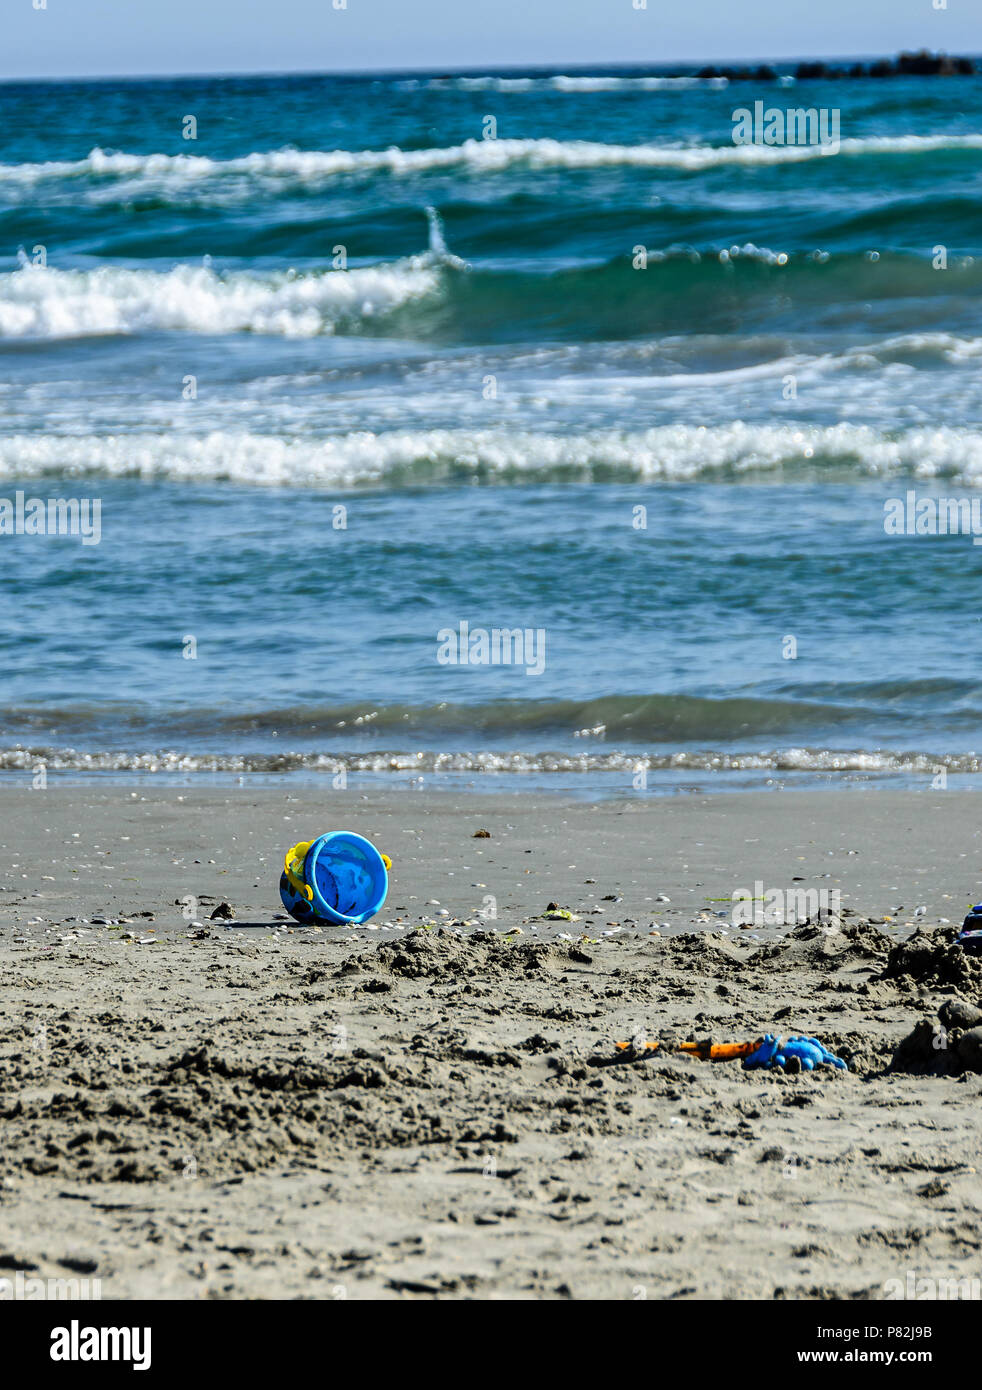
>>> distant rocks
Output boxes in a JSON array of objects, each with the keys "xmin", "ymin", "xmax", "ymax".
[
  {"xmin": 696, "ymin": 64, "xmax": 778, "ymax": 82},
  {"xmin": 856, "ymin": 51, "xmax": 976, "ymax": 78},
  {"xmin": 895, "ymin": 49, "xmax": 975, "ymax": 76},
  {"xmin": 693, "ymin": 51, "xmax": 975, "ymax": 82}
]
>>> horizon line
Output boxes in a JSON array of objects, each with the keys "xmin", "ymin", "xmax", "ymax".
[{"xmin": 1, "ymin": 49, "xmax": 979, "ymax": 85}]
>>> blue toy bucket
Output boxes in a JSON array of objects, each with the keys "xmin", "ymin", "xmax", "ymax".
[
  {"xmin": 303, "ymin": 831, "xmax": 388, "ymax": 925},
  {"xmin": 278, "ymin": 871, "xmax": 317, "ymax": 924}
]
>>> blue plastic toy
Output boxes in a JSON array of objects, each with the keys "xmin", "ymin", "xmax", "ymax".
[
  {"xmin": 279, "ymin": 831, "xmax": 390, "ymax": 926},
  {"xmin": 742, "ymin": 1033, "xmax": 847, "ymax": 1071},
  {"xmin": 958, "ymin": 905, "xmax": 982, "ymax": 957}
]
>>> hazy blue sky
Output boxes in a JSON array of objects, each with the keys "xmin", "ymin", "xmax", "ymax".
[{"xmin": 3, "ymin": 0, "xmax": 975, "ymax": 81}]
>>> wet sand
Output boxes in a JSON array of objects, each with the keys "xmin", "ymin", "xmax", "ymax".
[{"xmin": 1, "ymin": 784, "xmax": 981, "ymax": 1299}]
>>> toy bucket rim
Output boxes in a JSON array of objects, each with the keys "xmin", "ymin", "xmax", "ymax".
[{"xmin": 303, "ymin": 830, "xmax": 388, "ymax": 925}]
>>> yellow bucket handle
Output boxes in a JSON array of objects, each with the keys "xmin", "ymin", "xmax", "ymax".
[{"xmin": 283, "ymin": 840, "xmax": 314, "ymax": 900}]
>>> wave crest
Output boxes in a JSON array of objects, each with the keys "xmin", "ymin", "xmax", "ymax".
[
  {"xmin": 2, "ymin": 134, "xmax": 981, "ymax": 190},
  {"xmin": 0, "ymin": 257, "xmax": 441, "ymax": 339},
  {"xmin": 1, "ymin": 422, "xmax": 981, "ymax": 486}
]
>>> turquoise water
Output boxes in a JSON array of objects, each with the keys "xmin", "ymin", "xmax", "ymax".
[{"xmin": 1, "ymin": 67, "xmax": 982, "ymax": 790}]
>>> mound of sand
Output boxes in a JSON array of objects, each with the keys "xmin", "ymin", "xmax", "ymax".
[
  {"xmin": 891, "ymin": 999, "xmax": 982, "ymax": 1075},
  {"xmin": 879, "ymin": 925, "xmax": 982, "ymax": 993},
  {"xmin": 346, "ymin": 929, "xmax": 596, "ymax": 982},
  {"xmin": 749, "ymin": 920, "xmax": 891, "ymax": 973},
  {"xmin": 655, "ymin": 931, "xmax": 752, "ymax": 972}
]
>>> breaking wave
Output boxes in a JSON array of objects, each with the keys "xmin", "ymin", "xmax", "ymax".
[
  {"xmin": 2, "ymin": 422, "xmax": 982, "ymax": 486},
  {"xmin": 0, "ymin": 746, "xmax": 979, "ymax": 777},
  {"xmin": 0, "ymin": 257, "xmax": 442, "ymax": 340},
  {"xmin": 1, "ymin": 247, "xmax": 977, "ymax": 343},
  {"xmin": 2, "ymin": 133, "xmax": 981, "ymax": 191}
]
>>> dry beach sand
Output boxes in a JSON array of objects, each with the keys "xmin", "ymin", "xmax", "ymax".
[{"xmin": 1, "ymin": 784, "xmax": 982, "ymax": 1300}]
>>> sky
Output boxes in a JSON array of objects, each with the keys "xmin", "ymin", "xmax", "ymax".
[{"xmin": 2, "ymin": 0, "xmax": 976, "ymax": 81}]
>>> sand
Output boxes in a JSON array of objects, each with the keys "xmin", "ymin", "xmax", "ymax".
[{"xmin": 1, "ymin": 783, "xmax": 981, "ymax": 1300}]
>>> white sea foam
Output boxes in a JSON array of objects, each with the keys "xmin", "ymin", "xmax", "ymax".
[
  {"xmin": 428, "ymin": 74, "xmax": 731, "ymax": 92},
  {"xmin": 546, "ymin": 74, "xmax": 731, "ymax": 92},
  {"xmin": 1, "ymin": 133, "xmax": 979, "ymax": 189},
  {"xmin": 0, "ymin": 259, "xmax": 441, "ymax": 339},
  {"xmin": 0, "ymin": 746, "xmax": 976, "ymax": 775},
  {"xmin": 2, "ymin": 423, "xmax": 982, "ymax": 487},
  {"xmin": 856, "ymin": 331, "xmax": 982, "ymax": 364}
]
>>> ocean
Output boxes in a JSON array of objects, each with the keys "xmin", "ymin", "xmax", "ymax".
[{"xmin": 1, "ymin": 65, "xmax": 981, "ymax": 793}]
